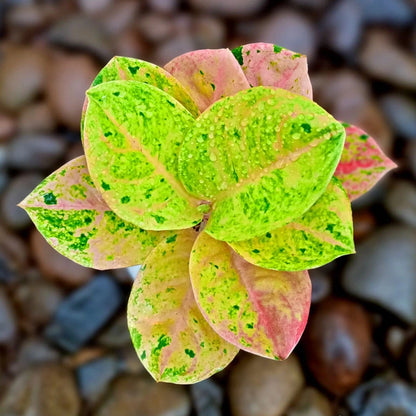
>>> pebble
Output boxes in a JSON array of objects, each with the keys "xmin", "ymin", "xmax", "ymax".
[
  {"xmin": 309, "ymin": 268, "xmax": 331, "ymax": 304},
  {"xmin": 47, "ymin": 15, "xmax": 113, "ymax": 60},
  {"xmin": 14, "ymin": 279, "xmax": 64, "ymax": 328},
  {"xmin": 0, "ymin": 364, "xmax": 80, "ymax": 416},
  {"xmin": 229, "ymin": 354, "xmax": 304, "ymax": 416},
  {"xmin": 353, "ymin": 210, "xmax": 376, "ymax": 241},
  {"xmin": 97, "ymin": 0, "xmax": 141, "ymax": 35},
  {"xmin": 343, "ymin": 226, "xmax": 416, "ymax": 324},
  {"xmin": 347, "ymin": 379, "xmax": 416, "ymax": 416},
  {"xmin": 0, "ymin": 113, "xmax": 16, "ymax": 142},
  {"xmin": 97, "ymin": 314, "xmax": 131, "ymax": 348},
  {"xmin": 191, "ymin": 379, "xmax": 223, "ymax": 416},
  {"xmin": 385, "ymin": 180, "xmax": 416, "ymax": 228},
  {"xmin": 17, "ymin": 102, "xmax": 56, "ymax": 133},
  {"xmin": 77, "ymin": 0, "xmax": 114, "ymax": 15},
  {"xmin": 407, "ymin": 341, "xmax": 416, "ymax": 382},
  {"xmin": 0, "ymin": 47, "xmax": 47, "ymax": 112},
  {"xmin": 188, "ymin": 0, "xmax": 267, "ymax": 17},
  {"xmin": 12, "ymin": 337, "xmax": 61, "ymax": 372},
  {"xmin": 77, "ymin": 356, "xmax": 119, "ymax": 403},
  {"xmin": 255, "ymin": 10, "xmax": 317, "ymax": 63},
  {"xmin": 46, "ymin": 53, "xmax": 99, "ymax": 131},
  {"xmin": 289, "ymin": 0, "xmax": 328, "ymax": 10},
  {"xmin": 0, "ymin": 224, "xmax": 28, "ymax": 272},
  {"xmin": 0, "ymin": 287, "xmax": 17, "ymax": 345},
  {"xmin": 30, "ymin": 229, "xmax": 93, "ymax": 287},
  {"xmin": 303, "ymin": 298, "xmax": 371, "ymax": 396},
  {"xmin": 94, "ymin": 374, "xmax": 191, "ymax": 416},
  {"xmin": 408, "ymin": 141, "xmax": 416, "ymax": 177},
  {"xmin": 360, "ymin": 30, "xmax": 416, "ymax": 90},
  {"xmin": 385, "ymin": 326, "xmax": 407, "ymax": 358},
  {"xmin": 113, "ymin": 28, "xmax": 147, "ymax": 58},
  {"xmin": 193, "ymin": 16, "xmax": 226, "ymax": 49},
  {"xmin": 138, "ymin": 13, "xmax": 175, "ymax": 43},
  {"xmin": 148, "ymin": 0, "xmax": 179, "ymax": 13},
  {"xmin": 45, "ymin": 274, "xmax": 123, "ymax": 352},
  {"xmin": 286, "ymin": 387, "xmax": 332, "ymax": 416},
  {"xmin": 6, "ymin": 133, "xmax": 66, "ymax": 170},
  {"xmin": 153, "ymin": 34, "xmax": 197, "ymax": 65},
  {"xmin": 118, "ymin": 344, "xmax": 146, "ymax": 375},
  {"xmin": 381, "ymin": 94, "xmax": 416, "ymax": 140},
  {"xmin": 352, "ymin": 0, "xmax": 415, "ymax": 25},
  {"xmin": 1, "ymin": 173, "xmax": 43, "ymax": 230},
  {"xmin": 321, "ymin": 0, "xmax": 362, "ymax": 55}
]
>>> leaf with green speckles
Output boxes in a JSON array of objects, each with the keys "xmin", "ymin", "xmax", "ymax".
[
  {"xmin": 179, "ymin": 86, "xmax": 345, "ymax": 242},
  {"xmin": 127, "ymin": 229, "xmax": 238, "ymax": 384},
  {"xmin": 18, "ymin": 156, "xmax": 168, "ymax": 269},
  {"xmin": 230, "ymin": 178, "xmax": 355, "ymax": 271},
  {"xmin": 84, "ymin": 80, "xmax": 207, "ymax": 231},
  {"xmin": 164, "ymin": 48, "xmax": 250, "ymax": 112},
  {"xmin": 232, "ymin": 42, "xmax": 313, "ymax": 99},
  {"xmin": 335, "ymin": 123, "xmax": 397, "ymax": 201},
  {"xmin": 190, "ymin": 232, "xmax": 311, "ymax": 359}
]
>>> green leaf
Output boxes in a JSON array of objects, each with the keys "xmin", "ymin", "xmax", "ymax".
[
  {"xmin": 335, "ymin": 123, "xmax": 397, "ymax": 201},
  {"xmin": 230, "ymin": 178, "xmax": 355, "ymax": 271},
  {"xmin": 190, "ymin": 232, "xmax": 311, "ymax": 360},
  {"xmin": 127, "ymin": 229, "xmax": 239, "ymax": 384},
  {"xmin": 84, "ymin": 80, "xmax": 206, "ymax": 231},
  {"xmin": 179, "ymin": 86, "xmax": 346, "ymax": 242},
  {"xmin": 19, "ymin": 156, "xmax": 167, "ymax": 269},
  {"xmin": 164, "ymin": 48, "xmax": 250, "ymax": 112},
  {"xmin": 232, "ymin": 42, "xmax": 313, "ymax": 99}
]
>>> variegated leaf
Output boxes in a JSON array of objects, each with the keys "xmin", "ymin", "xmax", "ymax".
[
  {"xmin": 164, "ymin": 48, "xmax": 250, "ymax": 112},
  {"xmin": 190, "ymin": 232, "xmax": 311, "ymax": 359},
  {"xmin": 179, "ymin": 86, "xmax": 345, "ymax": 242},
  {"xmin": 335, "ymin": 123, "xmax": 397, "ymax": 201},
  {"xmin": 84, "ymin": 80, "xmax": 207, "ymax": 231},
  {"xmin": 19, "ymin": 156, "xmax": 166, "ymax": 269},
  {"xmin": 232, "ymin": 42, "xmax": 313, "ymax": 99},
  {"xmin": 230, "ymin": 178, "xmax": 355, "ymax": 271},
  {"xmin": 127, "ymin": 229, "xmax": 239, "ymax": 384}
]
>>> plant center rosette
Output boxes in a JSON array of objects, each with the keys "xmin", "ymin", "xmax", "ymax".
[{"xmin": 19, "ymin": 43, "xmax": 396, "ymax": 384}]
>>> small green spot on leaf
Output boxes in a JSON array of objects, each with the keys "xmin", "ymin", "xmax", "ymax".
[
  {"xmin": 232, "ymin": 46, "xmax": 244, "ymax": 65},
  {"xmin": 273, "ymin": 44, "xmax": 283, "ymax": 53},
  {"xmin": 121, "ymin": 196, "xmax": 130, "ymax": 204},
  {"xmin": 210, "ymin": 83, "xmax": 216, "ymax": 91},
  {"xmin": 43, "ymin": 192, "xmax": 57, "ymax": 205},
  {"xmin": 185, "ymin": 349, "xmax": 195, "ymax": 358},
  {"xmin": 166, "ymin": 234, "xmax": 177, "ymax": 243},
  {"xmin": 301, "ymin": 123, "xmax": 311, "ymax": 133},
  {"xmin": 101, "ymin": 181, "xmax": 110, "ymax": 191}
]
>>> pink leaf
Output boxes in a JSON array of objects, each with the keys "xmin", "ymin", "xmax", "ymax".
[
  {"xmin": 232, "ymin": 42, "xmax": 313, "ymax": 99},
  {"xmin": 335, "ymin": 123, "xmax": 397, "ymax": 201},
  {"xmin": 164, "ymin": 48, "xmax": 250, "ymax": 112}
]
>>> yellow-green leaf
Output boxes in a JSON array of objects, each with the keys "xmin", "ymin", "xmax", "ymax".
[
  {"xmin": 19, "ymin": 156, "xmax": 167, "ymax": 269},
  {"xmin": 179, "ymin": 86, "xmax": 345, "ymax": 242},
  {"xmin": 190, "ymin": 232, "xmax": 311, "ymax": 360},
  {"xmin": 84, "ymin": 80, "xmax": 206, "ymax": 231},
  {"xmin": 127, "ymin": 229, "xmax": 238, "ymax": 384},
  {"xmin": 230, "ymin": 178, "xmax": 355, "ymax": 271}
]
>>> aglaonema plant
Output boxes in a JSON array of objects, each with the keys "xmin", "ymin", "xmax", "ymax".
[{"xmin": 19, "ymin": 43, "xmax": 396, "ymax": 384}]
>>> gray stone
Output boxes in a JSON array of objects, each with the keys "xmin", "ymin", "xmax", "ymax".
[
  {"xmin": 0, "ymin": 364, "xmax": 80, "ymax": 416},
  {"xmin": 229, "ymin": 354, "xmax": 304, "ymax": 416},
  {"xmin": 18, "ymin": 102, "xmax": 56, "ymax": 133},
  {"xmin": 148, "ymin": 0, "xmax": 179, "ymax": 13},
  {"xmin": 0, "ymin": 287, "xmax": 17, "ymax": 344},
  {"xmin": 153, "ymin": 34, "xmax": 197, "ymax": 65},
  {"xmin": 191, "ymin": 379, "xmax": 223, "ymax": 416},
  {"xmin": 347, "ymin": 379, "xmax": 416, "ymax": 416},
  {"xmin": 97, "ymin": 314, "xmax": 131, "ymax": 348},
  {"xmin": 138, "ymin": 13, "xmax": 175, "ymax": 43},
  {"xmin": 360, "ymin": 30, "xmax": 416, "ymax": 90},
  {"xmin": 255, "ymin": 10, "xmax": 317, "ymax": 62},
  {"xmin": 353, "ymin": 0, "xmax": 415, "ymax": 25},
  {"xmin": 45, "ymin": 274, "xmax": 123, "ymax": 352},
  {"xmin": 321, "ymin": 0, "xmax": 362, "ymax": 55},
  {"xmin": 1, "ymin": 173, "xmax": 43, "ymax": 230},
  {"xmin": 193, "ymin": 16, "xmax": 226, "ymax": 49},
  {"xmin": 77, "ymin": 356, "xmax": 119, "ymax": 403},
  {"xmin": 188, "ymin": 0, "xmax": 266, "ymax": 17},
  {"xmin": 309, "ymin": 268, "xmax": 331, "ymax": 304},
  {"xmin": 6, "ymin": 134, "xmax": 66, "ymax": 170},
  {"xmin": 343, "ymin": 226, "xmax": 416, "ymax": 324},
  {"xmin": 381, "ymin": 94, "xmax": 416, "ymax": 140},
  {"xmin": 287, "ymin": 387, "xmax": 332, "ymax": 416},
  {"xmin": 385, "ymin": 180, "xmax": 416, "ymax": 227},
  {"xmin": 94, "ymin": 375, "xmax": 191, "ymax": 416}
]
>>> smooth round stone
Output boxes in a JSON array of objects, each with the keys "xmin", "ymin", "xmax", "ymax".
[
  {"xmin": 193, "ymin": 16, "xmax": 226, "ymax": 49},
  {"xmin": 309, "ymin": 269, "xmax": 331, "ymax": 304},
  {"xmin": 352, "ymin": 0, "xmax": 415, "ymax": 25},
  {"xmin": 229, "ymin": 354, "xmax": 305, "ymax": 416},
  {"xmin": 77, "ymin": 0, "xmax": 113, "ymax": 14},
  {"xmin": 1, "ymin": 173, "xmax": 43, "ymax": 230},
  {"xmin": 0, "ymin": 47, "xmax": 47, "ymax": 112},
  {"xmin": 386, "ymin": 326, "xmax": 407, "ymax": 359},
  {"xmin": 343, "ymin": 226, "xmax": 416, "ymax": 324},
  {"xmin": 138, "ymin": 13, "xmax": 175, "ymax": 42},
  {"xmin": 148, "ymin": 0, "xmax": 179, "ymax": 13},
  {"xmin": 153, "ymin": 34, "xmax": 197, "ymax": 65},
  {"xmin": 188, "ymin": 0, "xmax": 267, "ymax": 17},
  {"xmin": 303, "ymin": 298, "xmax": 371, "ymax": 396},
  {"xmin": 0, "ymin": 287, "xmax": 17, "ymax": 345},
  {"xmin": 97, "ymin": 314, "xmax": 131, "ymax": 348},
  {"xmin": 18, "ymin": 102, "xmax": 56, "ymax": 133},
  {"xmin": 30, "ymin": 229, "xmax": 93, "ymax": 287},
  {"xmin": 0, "ymin": 113, "xmax": 16, "ymax": 142},
  {"xmin": 94, "ymin": 375, "xmax": 191, "ymax": 416},
  {"xmin": 352, "ymin": 210, "xmax": 376, "ymax": 241},
  {"xmin": 0, "ymin": 364, "xmax": 80, "ymax": 416},
  {"xmin": 287, "ymin": 387, "xmax": 332, "ymax": 416},
  {"xmin": 46, "ymin": 54, "xmax": 99, "ymax": 131},
  {"xmin": 385, "ymin": 180, "xmax": 416, "ymax": 228}
]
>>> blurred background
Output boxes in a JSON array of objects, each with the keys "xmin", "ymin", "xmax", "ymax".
[{"xmin": 0, "ymin": 0, "xmax": 415, "ymax": 415}]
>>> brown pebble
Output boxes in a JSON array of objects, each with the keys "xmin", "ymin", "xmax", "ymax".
[
  {"xmin": 303, "ymin": 298, "xmax": 371, "ymax": 396},
  {"xmin": 46, "ymin": 53, "xmax": 99, "ymax": 131},
  {"xmin": 0, "ymin": 113, "xmax": 16, "ymax": 142},
  {"xmin": 353, "ymin": 210, "xmax": 376, "ymax": 241},
  {"xmin": 30, "ymin": 229, "xmax": 93, "ymax": 287},
  {"xmin": 18, "ymin": 102, "xmax": 56, "ymax": 133}
]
